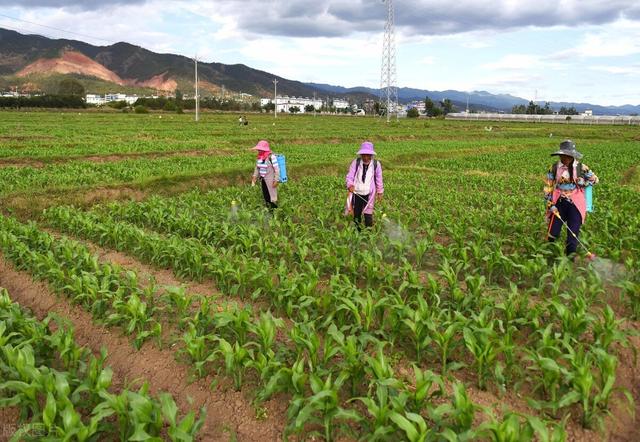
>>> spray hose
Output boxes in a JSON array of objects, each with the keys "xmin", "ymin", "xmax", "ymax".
[{"xmin": 551, "ymin": 211, "xmax": 596, "ymax": 260}]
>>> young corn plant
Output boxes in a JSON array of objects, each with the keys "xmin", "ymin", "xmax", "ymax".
[
  {"xmin": 592, "ymin": 305, "xmax": 631, "ymax": 354},
  {"xmin": 563, "ymin": 344, "xmax": 634, "ymax": 429},
  {"xmin": 463, "ymin": 307, "xmax": 502, "ymax": 390},
  {"xmin": 549, "ymin": 293, "xmax": 595, "ymax": 343},
  {"xmin": 352, "ymin": 383, "xmax": 399, "ymax": 439},
  {"xmin": 389, "ymin": 410, "xmax": 434, "ymax": 442},
  {"xmin": 326, "ymin": 324, "xmax": 371, "ymax": 396},
  {"xmin": 431, "ymin": 381, "xmax": 480, "ymax": 439},
  {"xmin": 478, "ymin": 412, "xmax": 568, "ymax": 442},
  {"xmin": 214, "ymin": 337, "xmax": 254, "ymax": 391},
  {"xmin": 401, "ymin": 295, "xmax": 434, "ymax": 361},
  {"xmin": 161, "ymin": 285, "xmax": 194, "ymax": 325},
  {"xmin": 213, "ymin": 303, "xmax": 253, "ymax": 346},
  {"xmin": 286, "ymin": 372, "xmax": 359, "ymax": 442},
  {"xmin": 180, "ymin": 324, "xmax": 214, "ymax": 377},
  {"xmin": 405, "ymin": 365, "xmax": 445, "ymax": 414},
  {"xmin": 525, "ymin": 347, "xmax": 572, "ymax": 417},
  {"xmin": 426, "ymin": 309, "xmax": 465, "ymax": 375},
  {"xmin": 106, "ymin": 293, "xmax": 162, "ymax": 349},
  {"xmin": 159, "ymin": 393, "xmax": 207, "ymax": 442},
  {"xmin": 256, "ymin": 356, "xmax": 307, "ymax": 403}
]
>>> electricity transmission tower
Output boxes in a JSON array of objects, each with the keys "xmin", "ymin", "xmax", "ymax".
[{"xmin": 380, "ymin": 0, "xmax": 398, "ymax": 122}]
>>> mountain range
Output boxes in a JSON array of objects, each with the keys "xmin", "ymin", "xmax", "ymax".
[{"xmin": 1, "ymin": 27, "xmax": 638, "ymax": 115}]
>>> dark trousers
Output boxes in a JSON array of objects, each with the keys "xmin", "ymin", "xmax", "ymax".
[
  {"xmin": 353, "ymin": 193, "xmax": 373, "ymax": 230},
  {"xmin": 548, "ymin": 197, "xmax": 582, "ymax": 255},
  {"xmin": 261, "ymin": 178, "xmax": 277, "ymax": 210}
]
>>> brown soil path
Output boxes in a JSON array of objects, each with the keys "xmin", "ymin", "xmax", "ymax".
[{"xmin": 0, "ymin": 256, "xmax": 288, "ymax": 442}]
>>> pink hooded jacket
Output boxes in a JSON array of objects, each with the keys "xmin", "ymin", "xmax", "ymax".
[{"xmin": 345, "ymin": 159, "xmax": 384, "ymax": 215}]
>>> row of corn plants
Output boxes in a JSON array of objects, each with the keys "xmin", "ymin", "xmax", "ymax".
[
  {"xmin": 0, "ymin": 287, "xmax": 205, "ymax": 441},
  {"xmin": 0, "ymin": 215, "xmax": 162, "ymax": 349}
]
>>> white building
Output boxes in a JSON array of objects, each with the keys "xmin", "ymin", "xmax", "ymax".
[
  {"xmin": 333, "ymin": 99, "xmax": 349, "ymax": 110},
  {"xmin": 408, "ymin": 100, "xmax": 426, "ymax": 113},
  {"xmin": 260, "ymin": 96, "xmax": 323, "ymax": 113},
  {"xmin": 582, "ymin": 109, "xmax": 593, "ymax": 117},
  {"xmin": 87, "ymin": 93, "xmax": 140, "ymax": 105},
  {"xmin": 85, "ymin": 94, "xmax": 106, "ymax": 105}
]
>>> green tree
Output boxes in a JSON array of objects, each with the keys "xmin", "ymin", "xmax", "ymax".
[
  {"xmin": 512, "ymin": 104, "xmax": 526, "ymax": 114},
  {"xmin": 57, "ymin": 78, "xmax": 85, "ymax": 97},
  {"xmin": 559, "ymin": 106, "xmax": 578, "ymax": 115},
  {"xmin": 289, "ymin": 106, "xmax": 300, "ymax": 114},
  {"xmin": 163, "ymin": 100, "xmax": 177, "ymax": 111},
  {"xmin": 424, "ymin": 96, "xmax": 435, "ymax": 116},
  {"xmin": 407, "ymin": 107, "xmax": 420, "ymax": 118},
  {"xmin": 304, "ymin": 104, "xmax": 315, "ymax": 113},
  {"xmin": 440, "ymin": 98, "xmax": 454, "ymax": 115}
]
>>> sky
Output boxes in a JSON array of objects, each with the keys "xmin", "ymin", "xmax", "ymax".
[{"xmin": 1, "ymin": 0, "xmax": 639, "ymax": 106}]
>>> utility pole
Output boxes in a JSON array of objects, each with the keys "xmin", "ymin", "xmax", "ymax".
[
  {"xmin": 273, "ymin": 78, "xmax": 278, "ymax": 118},
  {"xmin": 194, "ymin": 56, "xmax": 199, "ymax": 122}
]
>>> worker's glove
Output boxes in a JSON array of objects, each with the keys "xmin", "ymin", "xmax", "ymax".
[
  {"xmin": 576, "ymin": 177, "xmax": 586, "ymax": 187},
  {"xmin": 549, "ymin": 205, "xmax": 559, "ymax": 215}
]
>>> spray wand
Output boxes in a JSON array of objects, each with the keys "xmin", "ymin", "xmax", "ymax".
[{"xmin": 552, "ymin": 211, "xmax": 596, "ymax": 261}]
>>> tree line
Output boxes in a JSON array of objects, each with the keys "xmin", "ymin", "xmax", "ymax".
[
  {"xmin": 0, "ymin": 95, "xmax": 86, "ymax": 109},
  {"xmin": 511, "ymin": 101, "xmax": 579, "ymax": 115}
]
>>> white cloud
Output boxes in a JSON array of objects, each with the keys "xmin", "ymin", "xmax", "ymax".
[
  {"xmin": 589, "ymin": 65, "xmax": 640, "ymax": 75},
  {"xmin": 417, "ymin": 56, "xmax": 435, "ymax": 65},
  {"xmin": 550, "ymin": 21, "xmax": 640, "ymax": 59}
]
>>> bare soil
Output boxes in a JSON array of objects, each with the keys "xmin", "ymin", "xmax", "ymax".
[
  {"xmin": 0, "ymin": 408, "xmax": 21, "ymax": 442},
  {"xmin": 0, "ymin": 255, "xmax": 289, "ymax": 441},
  {"xmin": 0, "ymin": 148, "xmax": 237, "ymax": 168}
]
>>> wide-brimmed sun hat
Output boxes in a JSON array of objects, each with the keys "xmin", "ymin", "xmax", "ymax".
[
  {"xmin": 550, "ymin": 139, "xmax": 583, "ymax": 160},
  {"xmin": 357, "ymin": 141, "xmax": 376, "ymax": 156},
  {"xmin": 252, "ymin": 140, "xmax": 271, "ymax": 152}
]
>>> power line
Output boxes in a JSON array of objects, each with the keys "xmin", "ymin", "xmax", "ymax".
[{"xmin": 0, "ymin": 12, "xmax": 114, "ymax": 44}]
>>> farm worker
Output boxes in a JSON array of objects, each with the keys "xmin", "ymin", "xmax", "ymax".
[
  {"xmin": 345, "ymin": 141, "xmax": 384, "ymax": 230},
  {"xmin": 251, "ymin": 140, "xmax": 279, "ymax": 210},
  {"xmin": 544, "ymin": 140, "xmax": 599, "ymax": 256}
]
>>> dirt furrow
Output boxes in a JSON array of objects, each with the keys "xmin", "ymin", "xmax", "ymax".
[
  {"xmin": 0, "ymin": 148, "xmax": 238, "ymax": 168},
  {"xmin": 0, "ymin": 255, "xmax": 288, "ymax": 442}
]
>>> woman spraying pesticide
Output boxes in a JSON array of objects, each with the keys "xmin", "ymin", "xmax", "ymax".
[
  {"xmin": 544, "ymin": 140, "xmax": 599, "ymax": 258},
  {"xmin": 251, "ymin": 140, "xmax": 280, "ymax": 211},
  {"xmin": 345, "ymin": 141, "xmax": 384, "ymax": 230}
]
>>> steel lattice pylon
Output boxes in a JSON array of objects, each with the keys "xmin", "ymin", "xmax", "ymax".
[{"xmin": 380, "ymin": 0, "xmax": 398, "ymax": 122}]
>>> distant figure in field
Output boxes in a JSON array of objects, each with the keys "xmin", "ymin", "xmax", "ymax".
[
  {"xmin": 239, "ymin": 115, "xmax": 248, "ymax": 126},
  {"xmin": 345, "ymin": 141, "xmax": 384, "ymax": 230},
  {"xmin": 251, "ymin": 140, "xmax": 279, "ymax": 211},
  {"xmin": 545, "ymin": 140, "xmax": 599, "ymax": 256}
]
